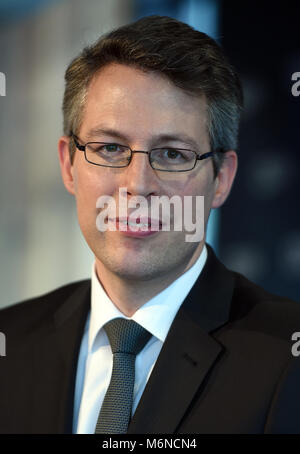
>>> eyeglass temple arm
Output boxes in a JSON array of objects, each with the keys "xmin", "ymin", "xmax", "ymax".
[
  {"xmin": 197, "ymin": 148, "xmax": 226, "ymax": 160},
  {"xmin": 71, "ymin": 133, "xmax": 85, "ymax": 151}
]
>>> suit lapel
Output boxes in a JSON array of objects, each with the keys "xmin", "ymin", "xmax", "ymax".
[
  {"xmin": 128, "ymin": 245, "xmax": 235, "ymax": 434},
  {"xmin": 30, "ymin": 280, "xmax": 91, "ymax": 433},
  {"xmin": 127, "ymin": 311, "xmax": 223, "ymax": 434}
]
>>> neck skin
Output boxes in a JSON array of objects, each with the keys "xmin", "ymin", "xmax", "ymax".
[{"xmin": 94, "ymin": 241, "xmax": 205, "ymax": 317}]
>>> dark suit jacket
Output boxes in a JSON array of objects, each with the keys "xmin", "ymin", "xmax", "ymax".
[{"xmin": 1, "ymin": 245, "xmax": 300, "ymax": 434}]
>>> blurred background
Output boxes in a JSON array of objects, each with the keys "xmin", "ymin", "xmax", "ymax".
[{"xmin": 0, "ymin": 0, "xmax": 299, "ymax": 308}]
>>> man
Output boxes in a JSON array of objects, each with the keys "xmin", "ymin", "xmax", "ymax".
[{"xmin": 1, "ymin": 15, "xmax": 300, "ymax": 435}]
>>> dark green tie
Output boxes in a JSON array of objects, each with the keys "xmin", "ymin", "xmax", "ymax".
[{"xmin": 94, "ymin": 317, "xmax": 152, "ymax": 434}]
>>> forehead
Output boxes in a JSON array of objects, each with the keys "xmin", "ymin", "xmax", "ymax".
[{"xmin": 80, "ymin": 63, "xmax": 208, "ymax": 145}]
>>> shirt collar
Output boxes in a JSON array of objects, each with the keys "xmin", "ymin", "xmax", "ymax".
[{"xmin": 89, "ymin": 245, "xmax": 207, "ymax": 352}]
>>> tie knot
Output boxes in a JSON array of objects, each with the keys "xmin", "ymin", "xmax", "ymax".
[{"xmin": 103, "ymin": 318, "xmax": 152, "ymax": 355}]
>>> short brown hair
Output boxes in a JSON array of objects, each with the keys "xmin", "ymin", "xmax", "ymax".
[{"xmin": 62, "ymin": 15, "xmax": 243, "ymax": 175}]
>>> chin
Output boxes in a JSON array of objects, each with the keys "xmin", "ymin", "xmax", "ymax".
[{"xmin": 98, "ymin": 252, "xmax": 166, "ymax": 281}]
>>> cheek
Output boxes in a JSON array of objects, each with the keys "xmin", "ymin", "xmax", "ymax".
[
  {"xmin": 74, "ymin": 165, "xmax": 114, "ymax": 202},
  {"xmin": 173, "ymin": 172, "xmax": 215, "ymax": 222},
  {"xmin": 171, "ymin": 169, "xmax": 213, "ymax": 197},
  {"xmin": 73, "ymin": 169, "xmax": 114, "ymax": 228}
]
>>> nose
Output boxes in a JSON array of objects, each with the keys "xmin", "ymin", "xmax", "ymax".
[{"xmin": 121, "ymin": 149, "xmax": 160, "ymax": 198}]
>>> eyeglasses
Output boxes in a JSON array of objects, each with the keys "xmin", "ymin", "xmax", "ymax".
[{"xmin": 71, "ymin": 133, "xmax": 218, "ymax": 172}]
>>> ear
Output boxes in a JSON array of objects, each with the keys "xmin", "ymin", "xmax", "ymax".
[
  {"xmin": 58, "ymin": 136, "xmax": 76, "ymax": 195},
  {"xmin": 211, "ymin": 150, "xmax": 238, "ymax": 208}
]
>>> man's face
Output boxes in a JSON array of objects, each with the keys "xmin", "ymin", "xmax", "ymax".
[{"xmin": 58, "ymin": 63, "xmax": 236, "ymax": 282}]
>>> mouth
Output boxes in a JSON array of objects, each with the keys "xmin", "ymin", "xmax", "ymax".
[{"xmin": 107, "ymin": 216, "xmax": 163, "ymax": 233}]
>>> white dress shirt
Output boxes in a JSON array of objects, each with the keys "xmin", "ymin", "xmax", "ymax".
[{"xmin": 73, "ymin": 245, "xmax": 207, "ymax": 434}]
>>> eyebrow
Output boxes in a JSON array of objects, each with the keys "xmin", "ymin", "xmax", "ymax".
[{"xmin": 84, "ymin": 126, "xmax": 200, "ymax": 150}]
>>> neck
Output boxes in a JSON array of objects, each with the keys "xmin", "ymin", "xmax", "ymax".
[{"xmin": 94, "ymin": 243, "xmax": 205, "ymax": 317}]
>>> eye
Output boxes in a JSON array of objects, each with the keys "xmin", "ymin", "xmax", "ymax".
[
  {"xmin": 88, "ymin": 143, "xmax": 124, "ymax": 153},
  {"xmin": 164, "ymin": 149, "xmax": 181, "ymax": 159},
  {"xmin": 159, "ymin": 148, "xmax": 192, "ymax": 162},
  {"xmin": 103, "ymin": 143, "xmax": 123, "ymax": 153}
]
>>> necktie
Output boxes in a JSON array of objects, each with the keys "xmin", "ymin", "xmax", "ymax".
[{"xmin": 94, "ymin": 317, "xmax": 152, "ymax": 434}]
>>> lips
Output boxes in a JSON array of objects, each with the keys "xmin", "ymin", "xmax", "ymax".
[{"xmin": 108, "ymin": 216, "xmax": 162, "ymax": 231}]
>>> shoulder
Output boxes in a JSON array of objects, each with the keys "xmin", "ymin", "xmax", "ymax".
[
  {"xmin": 227, "ymin": 269, "xmax": 300, "ymax": 340},
  {"xmin": 206, "ymin": 244, "xmax": 300, "ymax": 335},
  {"xmin": 0, "ymin": 279, "xmax": 90, "ymax": 334}
]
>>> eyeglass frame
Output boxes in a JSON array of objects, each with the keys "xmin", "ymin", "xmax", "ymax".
[{"xmin": 71, "ymin": 132, "xmax": 224, "ymax": 172}]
